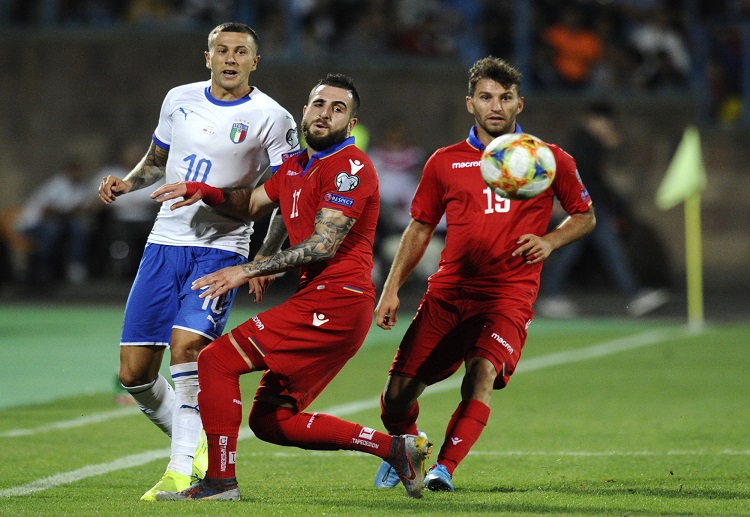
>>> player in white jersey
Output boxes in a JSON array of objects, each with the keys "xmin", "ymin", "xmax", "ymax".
[{"xmin": 98, "ymin": 22, "xmax": 299, "ymax": 500}]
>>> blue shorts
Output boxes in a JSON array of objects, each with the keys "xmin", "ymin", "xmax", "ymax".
[{"xmin": 120, "ymin": 243, "xmax": 245, "ymax": 347}]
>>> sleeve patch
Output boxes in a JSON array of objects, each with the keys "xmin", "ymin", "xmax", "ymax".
[{"xmin": 324, "ymin": 192, "xmax": 354, "ymax": 208}]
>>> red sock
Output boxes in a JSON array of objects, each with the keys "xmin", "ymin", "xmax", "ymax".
[
  {"xmin": 196, "ymin": 334, "xmax": 253, "ymax": 479},
  {"xmin": 206, "ymin": 433, "xmax": 238, "ymax": 479},
  {"xmin": 249, "ymin": 402, "xmax": 393, "ymax": 460},
  {"xmin": 436, "ymin": 399, "xmax": 491, "ymax": 475},
  {"xmin": 380, "ymin": 393, "xmax": 419, "ymax": 436}
]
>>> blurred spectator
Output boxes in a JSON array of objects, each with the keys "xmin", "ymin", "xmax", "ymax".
[
  {"xmin": 125, "ymin": 0, "xmax": 173, "ymax": 27},
  {"xmin": 394, "ymin": 2, "xmax": 457, "ymax": 58},
  {"xmin": 14, "ymin": 155, "xmax": 100, "ymax": 284},
  {"xmin": 541, "ymin": 6, "xmax": 603, "ymax": 89},
  {"xmin": 369, "ymin": 121, "xmax": 424, "ymax": 237},
  {"xmin": 536, "ymin": 103, "xmax": 669, "ymax": 318},
  {"xmin": 626, "ymin": 8, "xmax": 691, "ymax": 91},
  {"xmin": 368, "ymin": 120, "xmax": 442, "ymax": 284},
  {"xmin": 96, "ymin": 142, "xmax": 161, "ymax": 280},
  {"xmin": 173, "ymin": 0, "xmax": 233, "ymax": 29}
]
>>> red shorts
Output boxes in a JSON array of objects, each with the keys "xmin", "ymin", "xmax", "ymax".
[
  {"xmin": 390, "ymin": 288, "xmax": 533, "ymax": 389},
  {"xmin": 230, "ymin": 282, "xmax": 374, "ymax": 410}
]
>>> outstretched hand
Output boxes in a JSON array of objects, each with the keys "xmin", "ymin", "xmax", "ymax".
[
  {"xmin": 192, "ymin": 265, "xmax": 250, "ymax": 300},
  {"xmin": 151, "ymin": 181, "xmax": 203, "ymax": 210}
]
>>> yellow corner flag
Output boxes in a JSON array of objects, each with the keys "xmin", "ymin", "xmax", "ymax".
[
  {"xmin": 655, "ymin": 126, "xmax": 707, "ymax": 211},
  {"xmin": 656, "ymin": 126, "xmax": 707, "ymax": 330}
]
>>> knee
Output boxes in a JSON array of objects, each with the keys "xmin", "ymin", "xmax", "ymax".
[
  {"xmin": 382, "ymin": 380, "xmax": 419, "ymax": 413},
  {"xmin": 247, "ymin": 402, "xmax": 295, "ymax": 445},
  {"xmin": 118, "ymin": 365, "xmax": 153, "ymax": 388},
  {"xmin": 461, "ymin": 358, "xmax": 497, "ymax": 400}
]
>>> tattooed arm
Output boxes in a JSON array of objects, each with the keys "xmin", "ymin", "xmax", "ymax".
[
  {"xmin": 255, "ymin": 208, "xmax": 288, "ymax": 259},
  {"xmin": 245, "ymin": 208, "xmax": 288, "ymax": 304},
  {"xmin": 192, "ymin": 208, "xmax": 355, "ymax": 299},
  {"xmin": 99, "ymin": 141, "xmax": 168, "ymax": 204}
]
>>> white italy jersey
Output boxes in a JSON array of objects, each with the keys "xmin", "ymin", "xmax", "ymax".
[{"xmin": 147, "ymin": 80, "xmax": 299, "ymax": 257}]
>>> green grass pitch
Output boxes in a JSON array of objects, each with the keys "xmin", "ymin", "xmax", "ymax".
[{"xmin": 0, "ymin": 303, "xmax": 748, "ymax": 516}]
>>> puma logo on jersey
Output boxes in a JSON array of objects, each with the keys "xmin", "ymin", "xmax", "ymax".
[
  {"xmin": 207, "ymin": 315, "xmax": 218, "ymax": 332},
  {"xmin": 312, "ymin": 313, "xmax": 329, "ymax": 327},
  {"xmin": 177, "ymin": 107, "xmax": 194, "ymax": 120},
  {"xmin": 349, "ymin": 158, "xmax": 365, "ymax": 175},
  {"xmin": 451, "ymin": 437, "xmax": 462, "ymax": 445}
]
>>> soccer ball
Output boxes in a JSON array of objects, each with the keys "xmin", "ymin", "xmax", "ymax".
[{"xmin": 480, "ymin": 133, "xmax": 556, "ymax": 200}]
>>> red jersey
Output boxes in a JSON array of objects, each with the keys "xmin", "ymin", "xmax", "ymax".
[
  {"xmin": 411, "ymin": 127, "xmax": 591, "ymax": 302},
  {"xmin": 263, "ymin": 137, "xmax": 379, "ymax": 298}
]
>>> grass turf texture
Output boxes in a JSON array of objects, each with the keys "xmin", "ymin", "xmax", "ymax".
[{"xmin": 0, "ymin": 303, "xmax": 748, "ymax": 516}]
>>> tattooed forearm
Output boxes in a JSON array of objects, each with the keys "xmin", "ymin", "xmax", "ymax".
[
  {"xmin": 242, "ymin": 210, "xmax": 355, "ymax": 277},
  {"xmin": 255, "ymin": 208, "xmax": 287, "ymax": 258},
  {"xmin": 123, "ymin": 142, "xmax": 168, "ymax": 191}
]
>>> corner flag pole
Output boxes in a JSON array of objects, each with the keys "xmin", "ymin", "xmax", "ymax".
[
  {"xmin": 655, "ymin": 126, "xmax": 707, "ymax": 330},
  {"xmin": 683, "ymin": 193, "xmax": 704, "ymax": 330}
]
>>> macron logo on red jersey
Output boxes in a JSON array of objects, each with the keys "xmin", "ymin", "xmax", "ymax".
[{"xmin": 452, "ymin": 161, "xmax": 481, "ymax": 169}]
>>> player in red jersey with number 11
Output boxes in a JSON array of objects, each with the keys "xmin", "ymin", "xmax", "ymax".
[{"xmin": 150, "ymin": 73, "xmax": 432, "ymax": 501}]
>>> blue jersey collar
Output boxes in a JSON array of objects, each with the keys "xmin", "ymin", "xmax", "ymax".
[
  {"xmin": 467, "ymin": 124, "xmax": 523, "ymax": 151},
  {"xmin": 203, "ymin": 86, "xmax": 254, "ymax": 106},
  {"xmin": 301, "ymin": 136, "xmax": 356, "ymax": 174}
]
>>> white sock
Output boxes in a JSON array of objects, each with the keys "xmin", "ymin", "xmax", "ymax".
[
  {"xmin": 125, "ymin": 374, "xmax": 174, "ymax": 437},
  {"xmin": 167, "ymin": 362, "xmax": 201, "ymax": 476}
]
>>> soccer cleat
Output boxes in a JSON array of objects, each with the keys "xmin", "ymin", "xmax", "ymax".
[
  {"xmin": 140, "ymin": 470, "xmax": 192, "ymax": 501},
  {"xmin": 388, "ymin": 434, "xmax": 432, "ymax": 498},
  {"xmin": 191, "ymin": 430, "xmax": 208, "ymax": 482},
  {"xmin": 374, "ymin": 460, "xmax": 400, "ymax": 488},
  {"xmin": 155, "ymin": 477, "xmax": 241, "ymax": 501},
  {"xmin": 374, "ymin": 431, "xmax": 428, "ymax": 488},
  {"xmin": 425, "ymin": 463, "xmax": 455, "ymax": 492}
]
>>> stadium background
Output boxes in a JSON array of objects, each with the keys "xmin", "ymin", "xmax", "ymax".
[{"xmin": 0, "ymin": 0, "xmax": 747, "ymax": 309}]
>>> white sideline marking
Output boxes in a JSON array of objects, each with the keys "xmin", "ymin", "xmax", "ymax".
[
  {"xmin": 236, "ymin": 448, "xmax": 750, "ymax": 458},
  {"xmin": 0, "ymin": 328, "xmax": 685, "ymax": 498},
  {"xmin": 0, "ymin": 408, "xmax": 137, "ymax": 438}
]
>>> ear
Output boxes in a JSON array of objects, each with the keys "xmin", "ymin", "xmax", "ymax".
[
  {"xmin": 348, "ymin": 117, "xmax": 358, "ymax": 134},
  {"xmin": 465, "ymin": 96, "xmax": 475, "ymax": 115},
  {"xmin": 205, "ymin": 50, "xmax": 211, "ymax": 69},
  {"xmin": 516, "ymin": 96, "xmax": 525, "ymax": 114}
]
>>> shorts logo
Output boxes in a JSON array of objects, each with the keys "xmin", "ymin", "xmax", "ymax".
[
  {"xmin": 491, "ymin": 332, "xmax": 514, "ymax": 354},
  {"xmin": 335, "ymin": 171, "xmax": 359, "ymax": 192},
  {"xmin": 230, "ymin": 121, "xmax": 248, "ymax": 144},
  {"xmin": 312, "ymin": 313, "xmax": 329, "ymax": 327},
  {"xmin": 324, "ymin": 192, "xmax": 354, "ymax": 208},
  {"xmin": 252, "ymin": 316, "xmax": 265, "ymax": 330}
]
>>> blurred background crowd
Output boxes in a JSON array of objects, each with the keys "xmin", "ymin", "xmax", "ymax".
[
  {"xmin": 0, "ymin": 0, "xmax": 747, "ymax": 318},
  {"xmin": 3, "ymin": 0, "xmax": 748, "ymax": 124}
]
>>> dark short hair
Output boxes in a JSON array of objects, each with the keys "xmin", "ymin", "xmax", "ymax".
[
  {"xmin": 468, "ymin": 56, "xmax": 522, "ymax": 98},
  {"xmin": 208, "ymin": 22, "xmax": 260, "ymax": 52},
  {"xmin": 312, "ymin": 73, "xmax": 361, "ymax": 118}
]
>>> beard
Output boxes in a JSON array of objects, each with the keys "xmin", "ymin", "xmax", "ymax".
[{"xmin": 302, "ymin": 120, "xmax": 349, "ymax": 152}]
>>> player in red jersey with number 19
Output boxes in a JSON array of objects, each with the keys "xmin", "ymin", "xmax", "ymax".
[
  {"xmin": 372, "ymin": 57, "xmax": 596, "ymax": 492},
  {"xmin": 150, "ymin": 74, "xmax": 432, "ymax": 501}
]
